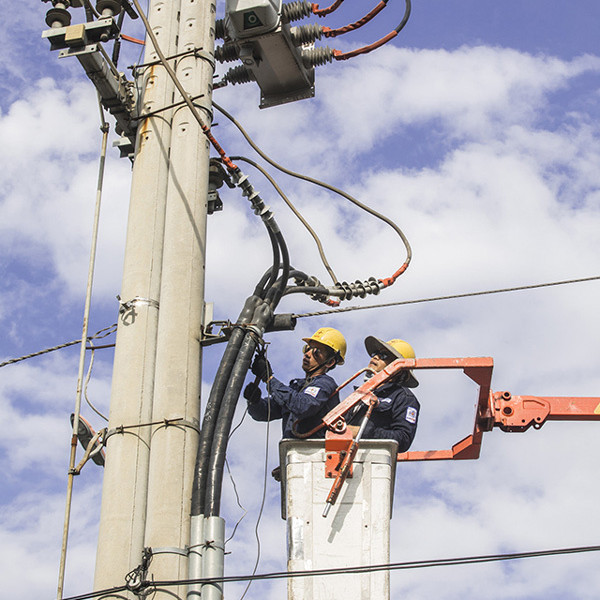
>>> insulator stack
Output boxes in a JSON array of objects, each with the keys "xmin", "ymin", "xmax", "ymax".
[
  {"xmin": 282, "ymin": 0, "xmax": 313, "ymax": 23},
  {"xmin": 215, "ymin": 18, "xmax": 225, "ymax": 40},
  {"xmin": 222, "ymin": 65, "xmax": 256, "ymax": 86},
  {"xmin": 215, "ymin": 43, "xmax": 239, "ymax": 63},
  {"xmin": 333, "ymin": 277, "xmax": 382, "ymax": 300},
  {"xmin": 291, "ymin": 24, "xmax": 323, "ymax": 46},
  {"xmin": 302, "ymin": 46, "xmax": 334, "ymax": 68}
]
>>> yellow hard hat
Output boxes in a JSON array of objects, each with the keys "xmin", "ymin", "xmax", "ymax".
[
  {"xmin": 364, "ymin": 336, "xmax": 419, "ymax": 387},
  {"xmin": 302, "ymin": 327, "xmax": 347, "ymax": 365}
]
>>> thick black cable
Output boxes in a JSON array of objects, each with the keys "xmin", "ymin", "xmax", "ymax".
[
  {"xmin": 61, "ymin": 544, "xmax": 600, "ymax": 599},
  {"xmin": 204, "ymin": 300, "xmax": 273, "ymax": 516},
  {"xmin": 292, "ymin": 275, "xmax": 600, "ymax": 319},
  {"xmin": 111, "ymin": 10, "xmax": 126, "ymax": 66},
  {"xmin": 213, "ymin": 102, "xmax": 412, "ymax": 283},
  {"xmin": 192, "ymin": 296, "xmax": 261, "ymax": 516},
  {"xmin": 264, "ymin": 230, "xmax": 290, "ymax": 308},
  {"xmin": 229, "ymin": 155, "xmax": 338, "ymax": 284},
  {"xmin": 264, "ymin": 227, "xmax": 281, "ymax": 294}
]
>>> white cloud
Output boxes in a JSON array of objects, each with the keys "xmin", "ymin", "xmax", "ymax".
[{"xmin": 3, "ymin": 7, "xmax": 600, "ymax": 599}]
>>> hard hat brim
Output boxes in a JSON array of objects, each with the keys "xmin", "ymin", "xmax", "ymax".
[{"xmin": 364, "ymin": 336, "xmax": 419, "ymax": 388}]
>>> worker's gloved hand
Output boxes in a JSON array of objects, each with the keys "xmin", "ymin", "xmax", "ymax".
[
  {"xmin": 251, "ymin": 355, "xmax": 272, "ymax": 382},
  {"xmin": 243, "ymin": 381, "xmax": 261, "ymax": 405}
]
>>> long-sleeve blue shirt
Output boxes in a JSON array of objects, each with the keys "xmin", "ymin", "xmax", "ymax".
[
  {"xmin": 347, "ymin": 381, "xmax": 419, "ymax": 452},
  {"xmin": 247, "ymin": 372, "xmax": 340, "ymax": 438}
]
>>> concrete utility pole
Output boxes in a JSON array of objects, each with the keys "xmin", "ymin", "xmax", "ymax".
[
  {"xmin": 94, "ymin": 0, "xmax": 215, "ymax": 595},
  {"xmin": 143, "ymin": 0, "xmax": 215, "ymax": 596}
]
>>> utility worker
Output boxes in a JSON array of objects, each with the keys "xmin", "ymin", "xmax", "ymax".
[
  {"xmin": 347, "ymin": 337, "xmax": 420, "ymax": 452},
  {"xmin": 244, "ymin": 327, "xmax": 347, "ymax": 439}
]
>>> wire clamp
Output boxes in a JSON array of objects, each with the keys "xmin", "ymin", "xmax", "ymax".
[
  {"xmin": 125, "ymin": 546, "xmax": 153, "ymax": 592},
  {"xmin": 148, "ymin": 546, "xmax": 189, "ymax": 557},
  {"xmin": 118, "ymin": 295, "xmax": 160, "ymax": 314}
]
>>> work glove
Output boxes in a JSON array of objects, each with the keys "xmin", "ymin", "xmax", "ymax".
[
  {"xmin": 251, "ymin": 355, "xmax": 272, "ymax": 382},
  {"xmin": 243, "ymin": 381, "xmax": 261, "ymax": 405}
]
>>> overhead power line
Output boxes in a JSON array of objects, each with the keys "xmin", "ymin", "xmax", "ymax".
[
  {"xmin": 292, "ymin": 275, "xmax": 600, "ymax": 318},
  {"xmin": 3, "ymin": 276, "xmax": 596, "ymax": 370},
  {"xmin": 0, "ymin": 324, "xmax": 117, "ymax": 369},
  {"xmin": 60, "ymin": 543, "xmax": 600, "ymax": 600}
]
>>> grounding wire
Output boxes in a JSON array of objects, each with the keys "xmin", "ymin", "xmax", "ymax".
[
  {"xmin": 229, "ymin": 155, "xmax": 338, "ymax": 284},
  {"xmin": 224, "ymin": 406, "xmax": 251, "ymax": 546},
  {"xmin": 291, "ymin": 274, "xmax": 600, "ymax": 319},
  {"xmin": 238, "ymin": 354, "xmax": 273, "ymax": 600},
  {"xmin": 213, "ymin": 101, "xmax": 412, "ymax": 287},
  {"xmin": 224, "ymin": 457, "xmax": 248, "ymax": 546},
  {"xmin": 60, "ymin": 544, "xmax": 600, "ymax": 599},
  {"xmin": 57, "ymin": 98, "xmax": 110, "ymax": 600},
  {"xmin": 83, "ymin": 343, "xmax": 109, "ymax": 421}
]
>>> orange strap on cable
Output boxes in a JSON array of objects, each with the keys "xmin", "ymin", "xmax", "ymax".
[
  {"xmin": 323, "ymin": 1, "xmax": 387, "ymax": 38},
  {"xmin": 333, "ymin": 30, "xmax": 397, "ymax": 61},
  {"xmin": 379, "ymin": 260, "xmax": 409, "ymax": 288},
  {"xmin": 201, "ymin": 124, "xmax": 238, "ymax": 172},
  {"xmin": 121, "ymin": 33, "xmax": 145, "ymax": 45}
]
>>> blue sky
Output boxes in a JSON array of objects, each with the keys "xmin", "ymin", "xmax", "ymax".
[{"xmin": 1, "ymin": 1, "xmax": 600, "ymax": 598}]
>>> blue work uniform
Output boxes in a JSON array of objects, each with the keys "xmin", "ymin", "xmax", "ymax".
[
  {"xmin": 347, "ymin": 380, "xmax": 419, "ymax": 452},
  {"xmin": 247, "ymin": 373, "xmax": 340, "ymax": 439}
]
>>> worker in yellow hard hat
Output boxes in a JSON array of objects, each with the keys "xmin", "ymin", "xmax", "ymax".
[
  {"xmin": 346, "ymin": 336, "xmax": 420, "ymax": 452},
  {"xmin": 244, "ymin": 327, "xmax": 346, "ymax": 440}
]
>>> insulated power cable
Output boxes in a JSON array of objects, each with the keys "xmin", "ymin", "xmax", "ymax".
[
  {"xmin": 229, "ymin": 155, "xmax": 338, "ymax": 284},
  {"xmin": 323, "ymin": 0, "xmax": 389, "ymax": 38},
  {"xmin": 333, "ymin": 0, "xmax": 411, "ymax": 61},
  {"xmin": 60, "ymin": 543, "xmax": 600, "ymax": 599},
  {"xmin": 213, "ymin": 102, "xmax": 412, "ymax": 297},
  {"xmin": 291, "ymin": 275, "xmax": 600, "ymax": 319}
]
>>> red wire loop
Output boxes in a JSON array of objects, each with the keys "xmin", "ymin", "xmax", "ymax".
[
  {"xmin": 323, "ymin": 1, "xmax": 387, "ymax": 38},
  {"xmin": 333, "ymin": 31, "xmax": 397, "ymax": 61},
  {"xmin": 312, "ymin": 0, "xmax": 345, "ymax": 17}
]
